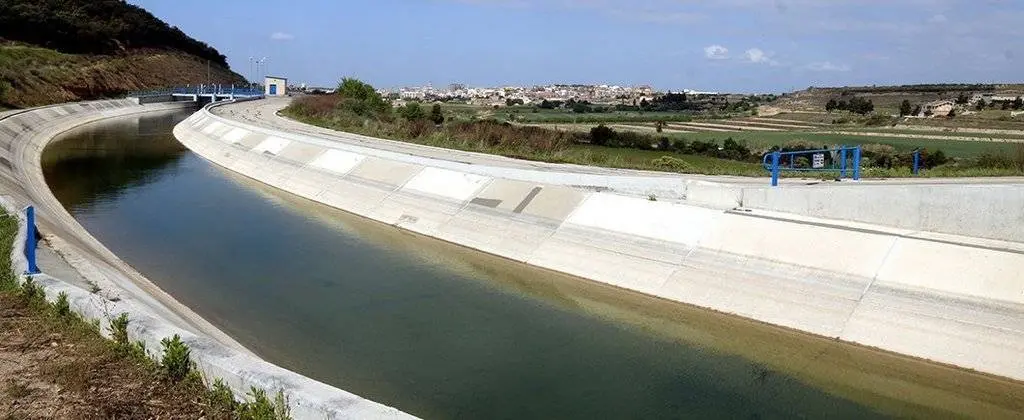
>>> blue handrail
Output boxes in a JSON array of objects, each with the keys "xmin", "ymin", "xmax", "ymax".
[{"xmin": 762, "ymin": 145, "xmax": 861, "ymax": 186}]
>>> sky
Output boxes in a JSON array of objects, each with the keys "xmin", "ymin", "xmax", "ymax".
[{"xmin": 129, "ymin": 0, "xmax": 1022, "ymax": 93}]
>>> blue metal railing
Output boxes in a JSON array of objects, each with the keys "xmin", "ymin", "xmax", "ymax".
[
  {"xmin": 762, "ymin": 145, "xmax": 861, "ymax": 186},
  {"xmin": 127, "ymin": 85, "xmax": 265, "ymax": 98}
]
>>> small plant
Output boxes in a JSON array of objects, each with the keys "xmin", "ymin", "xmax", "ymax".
[
  {"xmin": 111, "ymin": 313, "xmax": 130, "ymax": 348},
  {"xmin": 21, "ymin": 276, "xmax": 43, "ymax": 303},
  {"xmin": 647, "ymin": 194, "xmax": 657, "ymax": 201},
  {"xmin": 53, "ymin": 291, "xmax": 70, "ymax": 317},
  {"xmin": 238, "ymin": 387, "xmax": 292, "ymax": 420},
  {"xmin": 160, "ymin": 334, "xmax": 192, "ymax": 381},
  {"xmin": 207, "ymin": 378, "xmax": 239, "ymax": 413}
]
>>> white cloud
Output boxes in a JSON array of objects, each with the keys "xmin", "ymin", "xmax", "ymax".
[
  {"xmin": 805, "ymin": 61, "xmax": 851, "ymax": 72},
  {"xmin": 928, "ymin": 13, "xmax": 948, "ymax": 24},
  {"xmin": 704, "ymin": 44, "xmax": 729, "ymax": 60},
  {"xmin": 744, "ymin": 48, "xmax": 778, "ymax": 65},
  {"xmin": 270, "ymin": 32, "xmax": 295, "ymax": 41}
]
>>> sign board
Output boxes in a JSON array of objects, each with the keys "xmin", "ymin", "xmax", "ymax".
[{"xmin": 812, "ymin": 153, "xmax": 825, "ymax": 169}]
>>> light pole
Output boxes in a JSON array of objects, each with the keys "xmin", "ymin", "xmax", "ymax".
[{"xmin": 248, "ymin": 56, "xmax": 254, "ymax": 87}]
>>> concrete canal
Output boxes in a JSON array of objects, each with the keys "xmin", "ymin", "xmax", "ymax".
[{"xmin": 40, "ymin": 110, "xmax": 1024, "ymax": 419}]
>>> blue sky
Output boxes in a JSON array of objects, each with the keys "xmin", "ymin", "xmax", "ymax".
[{"xmin": 130, "ymin": 0, "xmax": 1021, "ymax": 93}]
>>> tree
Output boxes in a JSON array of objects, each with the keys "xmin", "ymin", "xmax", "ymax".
[
  {"xmin": 899, "ymin": 99, "xmax": 913, "ymax": 116},
  {"xmin": 337, "ymin": 78, "xmax": 390, "ymax": 117},
  {"xmin": 639, "ymin": 98, "xmax": 649, "ymax": 109},
  {"xmin": 1014, "ymin": 96, "xmax": 1024, "ymax": 110},
  {"xmin": 430, "ymin": 103, "xmax": 445, "ymax": 125},
  {"xmin": 976, "ymin": 99, "xmax": 986, "ymax": 111},
  {"xmin": 589, "ymin": 124, "xmax": 615, "ymax": 146},
  {"xmin": 912, "ymin": 105, "xmax": 922, "ymax": 116},
  {"xmin": 955, "ymin": 93, "xmax": 969, "ymax": 105},
  {"xmin": 825, "ymin": 99, "xmax": 838, "ymax": 112},
  {"xmin": 400, "ymin": 102, "xmax": 425, "ymax": 120}
]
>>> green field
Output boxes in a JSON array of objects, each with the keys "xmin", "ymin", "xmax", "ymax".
[{"xmin": 533, "ymin": 123, "xmax": 1018, "ymax": 158}]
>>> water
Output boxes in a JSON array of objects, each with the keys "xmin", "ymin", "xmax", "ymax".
[{"xmin": 40, "ymin": 110, "xmax": 1024, "ymax": 419}]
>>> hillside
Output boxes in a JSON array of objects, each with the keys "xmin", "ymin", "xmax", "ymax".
[
  {"xmin": 0, "ymin": 0, "xmax": 245, "ymax": 108},
  {"xmin": 774, "ymin": 84, "xmax": 1024, "ymax": 113}
]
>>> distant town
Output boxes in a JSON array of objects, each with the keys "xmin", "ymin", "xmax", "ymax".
[{"xmin": 298, "ymin": 82, "xmax": 775, "ymax": 108}]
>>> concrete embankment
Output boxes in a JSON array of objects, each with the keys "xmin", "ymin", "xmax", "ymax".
[
  {"xmin": 218, "ymin": 98, "xmax": 1024, "ymax": 244},
  {"xmin": 0, "ymin": 100, "xmax": 412, "ymax": 419},
  {"xmin": 177, "ymin": 99, "xmax": 1024, "ymax": 382}
]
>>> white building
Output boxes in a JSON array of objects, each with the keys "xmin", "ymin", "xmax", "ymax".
[{"xmin": 264, "ymin": 76, "xmax": 288, "ymax": 96}]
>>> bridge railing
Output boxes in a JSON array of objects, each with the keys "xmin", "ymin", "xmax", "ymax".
[
  {"xmin": 128, "ymin": 85, "xmax": 264, "ymax": 98},
  {"xmin": 762, "ymin": 145, "xmax": 861, "ymax": 186}
]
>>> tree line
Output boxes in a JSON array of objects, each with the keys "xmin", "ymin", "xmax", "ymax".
[{"xmin": 825, "ymin": 97, "xmax": 875, "ymax": 114}]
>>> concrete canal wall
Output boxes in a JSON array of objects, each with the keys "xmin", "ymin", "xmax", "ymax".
[
  {"xmin": 176, "ymin": 100, "xmax": 1024, "ymax": 382},
  {"xmin": 0, "ymin": 100, "xmax": 412, "ymax": 419}
]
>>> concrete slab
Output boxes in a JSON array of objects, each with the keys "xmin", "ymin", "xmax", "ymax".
[
  {"xmin": 401, "ymin": 167, "xmax": 491, "ymax": 202},
  {"xmin": 435, "ymin": 206, "xmax": 556, "ymax": 262},
  {"xmin": 349, "ymin": 157, "xmax": 422, "ymax": 188},
  {"xmin": 308, "ymin": 149, "xmax": 365, "ymax": 175},
  {"xmin": 276, "ymin": 142, "xmax": 324, "ymax": 164}
]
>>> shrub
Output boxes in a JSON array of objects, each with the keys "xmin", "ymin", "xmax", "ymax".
[
  {"xmin": 589, "ymin": 124, "xmax": 615, "ymax": 146},
  {"xmin": 650, "ymin": 156, "xmax": 691, "ymax": 172},
  {"xmin": 21, "ymin": 276, "xmax": 42, "ymax": 302},
  {"xmin": 160, "ymin": 334, "xmax": 192, "ymax": 381},
  {"xmin": 207, "ymin": 378, "xmax": 238, "ymax": 413},
  {"xmin": 238, "ymin": 387, "xmax": 292, "ymax": 420},
  {"xmin": 111, "ymin": 313, "xmax": 130, "ymax": 348},
  {"xmin": 53, "ymin": 291, "xmax": 70, "ymax": 317}
]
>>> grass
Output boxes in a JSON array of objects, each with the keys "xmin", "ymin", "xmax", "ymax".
[
  {"xmin": 533, "ymin": 122, "xmax": 1018, "ymax": 158},
  {"xmin": 0, "ymin": 208, "xmax": 292, "ymax": 419}
]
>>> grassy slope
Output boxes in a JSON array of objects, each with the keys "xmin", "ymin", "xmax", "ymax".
[{"xmin": 0, "ymin": 43, "xmax": 246, "ymax": 108}]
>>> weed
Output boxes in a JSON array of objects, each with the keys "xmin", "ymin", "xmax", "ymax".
[
  {"xmin": 21, "ymin": 276, "xmax": 43, "ymax": 304},
  {"xmin": 159, "ymin": 334, "xmax": 192, "ymax": 381},
  {"xmin": 206, "ymin": 378, "xmax": 238, "ymax": 413},
  {"xmin": 238, "ymin": 387, "xmax": 292, "ymax": 420},
  {"xmin": 111, "ymin": 313, "xmax": 130, "ymax": 348},
  {"xmin": 53, "ymin": 291, "xmax": 70, "ymax": 317},
  {"xmin": 648, "ymin": 194, "xmax": 657, "ymax": 201}
]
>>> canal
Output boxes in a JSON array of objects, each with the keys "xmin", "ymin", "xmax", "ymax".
[{"xmin": 40, "ymin": 109, "xmax": 1024, "ymax": 419}]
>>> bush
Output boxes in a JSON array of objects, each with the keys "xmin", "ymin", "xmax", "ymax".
[
  {"xmin": 589, "ymin": 124, "xmax": 615, "ymax": 146},
  {"xmin": 160, "ymin": 334, "xmax": 192, "ymax": 381},
  {"xmin": 53, "ymin": 291, "xmax": 70, "ymax": 317},
  {"xmin": 21, "ymin": 276, "xmax": 42, "ymax": 302},
  {"xmin": 238, "ymin": 387, "xmax": 292, "ymax": 420},
  {"xmin": 207, "ymin": 379, "xmax": 238, "ymax": 413},
  {"xmin": 111, "ymin": 313, "xmax": 130, "ymax": 348},
  {"xmin": 650, "ymin": 156, "xmax": 691, "ymax": 172}
]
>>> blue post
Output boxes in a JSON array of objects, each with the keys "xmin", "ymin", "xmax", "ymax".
[
  {"xmin": 840, "ymin": 146, "xmax": 848, "ymax": 178},
  {"xmin": 771, "ymin": 151, "xmax": 781, "ymax": 187},
  {"xmin": 853, "ymin": 146, "xmax": 862, "ymax": 181},
  {"xmin": 24, "ymin": 206, "xmax": 40, "ymax": 275},
  {"xmin": 912, "ymin": 149, "xmax": 920, "ymax": 175}
]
